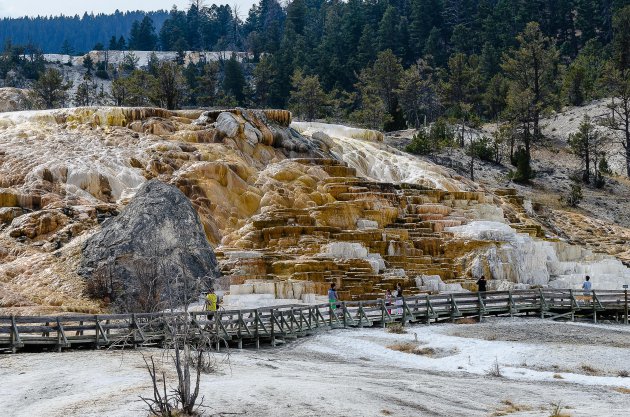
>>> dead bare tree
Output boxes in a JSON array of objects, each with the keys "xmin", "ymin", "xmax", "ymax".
[{"xmin": 136, "ymin": 247, "xmax": 221, "ymax": 417}]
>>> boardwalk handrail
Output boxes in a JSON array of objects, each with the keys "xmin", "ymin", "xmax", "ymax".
[{"xmin": 1, "ymin": 289, "xmax": 628, "ymax": 353}]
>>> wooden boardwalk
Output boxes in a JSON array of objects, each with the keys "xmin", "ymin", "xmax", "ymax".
[{"xmin": 1, "ymin": 289, "xmax": 628, "ymax": 353}]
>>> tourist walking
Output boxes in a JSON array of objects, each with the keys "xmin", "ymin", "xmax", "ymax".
[
  {"xmin": 385, "ymin": 289, "xmax": 393, "ymax": 314},
  {"xmin": 328, "ymin": 283, "xmax": 338, "ymax": 311}
]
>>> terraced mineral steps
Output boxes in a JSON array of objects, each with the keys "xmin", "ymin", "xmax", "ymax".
[{"xmin": 218, "ymin": 158, "xmax": 500, "ymax": 302}]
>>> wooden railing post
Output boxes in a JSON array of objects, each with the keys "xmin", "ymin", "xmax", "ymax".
[
  {"xmin": 625, "ymin": 290, "xmax": 628, "ymax": 325},
  {"xmin": 270, "ymin": 309, "xmax": 276, "ymax": 347},
  {"xmin": 380, "ymin": 299, "xmax": 386, "ymax": 327},
  {"xmin": 592, "ymin": 291, "xmax": 597, "ymax": 323}
]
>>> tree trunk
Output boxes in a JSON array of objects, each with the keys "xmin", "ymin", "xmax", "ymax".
[{"xmin": 584, "ymin": 142, "xmax": 590, "ymax": 183}]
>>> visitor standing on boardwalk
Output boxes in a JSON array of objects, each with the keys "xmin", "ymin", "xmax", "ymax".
[
  {"xmin": 395, "ymin": 283, "xmax": 403, "ymax": 315},
  {"xmin": 582, "ymin": 275, "xmax": 592, "ymax": 296},
  {"xmin": 328, "ymin": 283, "xmax": 338, "ymax": 311},
  {"xmin": 477, "ymin": 276, "xmax": 487, "ymax": 299},
  {"xmin": 205, "ymin": 288, "xmax": 218, "ymax": 320}
]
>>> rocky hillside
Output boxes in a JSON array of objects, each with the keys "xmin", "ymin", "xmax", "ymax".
[
  {"xmin": 1, "ymin": 106, "xmax": 629, "ymax": 315},
  {"xmin": 386, "ymin": 101, "xmax": 630, "ymax": 266}
]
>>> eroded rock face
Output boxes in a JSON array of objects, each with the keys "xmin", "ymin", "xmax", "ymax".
[
  {"xmin": 80, "ymin": 180, "xmax": 219, "ymax": 312},
  {"xmin": 0, "ymin": 87, "xmax": 31, "ymax": 112}
]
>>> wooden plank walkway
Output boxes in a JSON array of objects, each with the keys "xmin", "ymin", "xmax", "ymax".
[{"xmin": 1, "ymin": 289, "xmax": 628, "ymax": 353}]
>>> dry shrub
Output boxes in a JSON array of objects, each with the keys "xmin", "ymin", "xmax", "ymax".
[
  {"xmin": 415, "ymin": 347, "xmax": 436, "ymax": 356},
  {"xmin": 487, "ymin": 357, "xmax": 502, "ymax": 377},
  {"xmin": 553, "ymin": 374, "xmax": 564, "ymax": 379},
  {"xmin": 580, "ymin": 364, "xmax": 599, "ymax": 375},
  {"xmin": 617, "ymin": 370, "xmax": 629, "ymax": 378},
  {"xmin": 615, "ymin": 387, "xmax": 630, "ymax": 394},
  {"xmin": 549, "ymin": 402, "xmax": 571, "ymax": 417},
  {"xmin": 491, "ymin": 399, "xmax": 533, "ymax": 416},
  {"xmin": 386, "ymin": 324, "xmax": 406, "ymax": 334},
  {"xmin": 381, "ymin": 410, "xmax": 393, "ymax": 416},
  {"xmin": 387, "ymin": 342, "xmax": 434, "ymax": 356},
  {"xmin": 454, "ymin": 317, "xmax": 477, "ymax": 324}
]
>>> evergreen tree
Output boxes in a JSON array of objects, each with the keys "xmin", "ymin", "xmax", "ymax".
[
  {"xmin": 32, "ymin": 68, "xmax": 72, "ymax": 109},
  {"xmin": 60, "ymin": 40, "xmax": 75, "ymax": 55},
  {"xmin": 502, "ymin": 22, "xmax": 559, "ymax": 179},
  {"xmin": 377, "ymin": 6, "xmax": 404, "ymax": 56},
  {"xmin": 356, "ymin": 50, "xmax": 404, "ymax": 130},
  {"xmin": 153, "ymin": 61, "xmax": 186, "ymax": 109},
  {"xmin": 75, "ymin": 74, "xmax": 98, "ymax": 106},
  {"xmin": 396, "ymin": 59, "xmax": 440, "ymax": 127},
  {"xmin": 289, "ymin": 69, "xmax": 328, "ymax": 121},
  {"xmin": 108, "ymin": 36, "xmax": 119, "ymax": 50},
  {"xmin": 409, "ymin": 0, "xmax": 443, "ymax": 59},
  {"xmin": 128, "ymin": 16, "xmax": 158, "ymax": 50},
  {"xmin": 83, "ymin": 55, "xmax": 94, "ymax": 74},
  {"xmin": 222, "ymin": 55, "xmax": 246, "ymax": 105},
  {"xmin": 196, "ymin": 62, "xmax": 220, "ymax": 106},
  {"xmin": 253, "ymin": 55, "xmax": 278, "ymax": 107},
  {"xmin": 567, "ymin": 114, "xmax": 609, "ymax": 184},
  {"xmin": 612, "ymin": 5, "xmax": 630, "ymax": 71}
]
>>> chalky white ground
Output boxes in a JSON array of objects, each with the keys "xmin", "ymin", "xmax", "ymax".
[{"xmin": 1, "ymin": 317, "xmax": 629, "ymax": 416}]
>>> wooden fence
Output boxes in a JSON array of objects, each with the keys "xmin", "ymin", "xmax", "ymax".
[{"xmin": 1, "ymin": 289, "xmax": 628, "ymax": 353}]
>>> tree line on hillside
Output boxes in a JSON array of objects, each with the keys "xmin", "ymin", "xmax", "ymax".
[
  {"xmin": 0, "ymin": 10, "xmax": 169, "ymax": 54},
  {"xmin": 2, "ymin": 0, "xmax": 630, "ymax": 183}
]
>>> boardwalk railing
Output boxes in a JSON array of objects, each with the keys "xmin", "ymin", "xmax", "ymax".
[{"xmin": 1, "ymin": 289, "xmax": 628, "ymax": 353}]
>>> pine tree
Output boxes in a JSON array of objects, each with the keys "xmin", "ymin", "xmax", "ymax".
[
  {"xmin": 32, "ymin": 68, "xmax": 72, "ymax": 109},
  {"xmin": 252, "ymin": 55, "xmax": 277, "ymax": 107},
  {"xmin": 128, "ymin": 16, "xmax": 158, "ymax": 50},
  {"xmin": 61, "ymin": 40, "xmax": 75, "ymax": 56},
  {"xmin": 222, "ymin": 55, "xmax": 246, "ymax": 105},
  {"xmin": 83, "ymin": 55, "xmax": 94, "ymax": 75},
  {"xmin": 502, "ymin": 22, "xmax": 559, "ymax": 180},
  {"xmin": 568, "ymin": 114, "xmax": 609, "ymax": 184},
  {"xmin": 377, "ymin": 6, "xmax": 403, "ymax": 56},
  {"xmin": 396, "ymin": 59, "xmax": 440, "ymax": 127},
  {"xmin": 153, "ymin": 61, "xmax": 186, "ymax": 109},
  {"xmin": 196, "ymin": 62, "xmax": 220, "ymax": 106},
  {"xmin": 288, "ymin": 69, "xmax": 328, "ymax": 121}
]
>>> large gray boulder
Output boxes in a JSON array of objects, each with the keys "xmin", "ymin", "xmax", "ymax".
[{"xmin": 80, "ymin": 180, "xmax": 219, "ymax": 312}]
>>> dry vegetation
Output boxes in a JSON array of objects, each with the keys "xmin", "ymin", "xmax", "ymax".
[
  {"xmin": 386, "ymin": 324, "xmax": 407, "ymax": 334},
  {"xmin": 491, "ymin": 399, "xmax": 533, "ymax": 416}
]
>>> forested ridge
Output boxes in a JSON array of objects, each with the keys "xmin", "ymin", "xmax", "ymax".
[
  {"xmin": 0, "ymin": 11, "xmax": 169, "ymax": 54},
  {"xmin": 3, "ymin": 0, "xmax": 630, "ymax": 180}
]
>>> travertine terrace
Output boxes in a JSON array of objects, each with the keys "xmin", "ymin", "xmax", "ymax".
[{"xmin": 1, "ymin": 107, "xmax": 629, "ymax": 314}]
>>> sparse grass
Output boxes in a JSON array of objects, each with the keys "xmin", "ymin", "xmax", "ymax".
[
  {"xmin": 549, "ymin": 402, "xmax": 571, "ymax": 417},
  {"xmin": 580, "ymin": 364, "xmax": 600, "ymax": 375},
  {"xmin": 388, "ymin": 342, "xmax": 418, "ymax": 354},
  {"xmin": 485, "ymin": 334, "xmax": 498, "ymax": 341},
  {"xmin": 617, "ymin": 370, "xmax": 629, "ymax": 378},
  {"xmin": 615, "ymin": 387, "xmax": 630, "ymax": 394},
  {"xmin": 387, "ymin": 342, "xmax": 432, "ymax": 356},
  {"xmin": 553, "ymin": 374, "xmax": 564, "ymax": 379},
  {"xmin": 491, "ymin": 399, "xmax": 533, "ymax": 416},
  {"xmin": 487, "ymin": 357, "xmax": 503, "ymax": 377},
  {"xmin": 386, "ymin": 323, "xmax": 406, "ymax": 334},
  {"xmin": 414, "ymin": 347, "xmax": 436, "ymax": 356}
]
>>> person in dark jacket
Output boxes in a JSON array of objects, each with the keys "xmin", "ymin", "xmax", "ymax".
[{"xmin": 477, "ymin": 275, "xmax": 487, "ymax": 299}]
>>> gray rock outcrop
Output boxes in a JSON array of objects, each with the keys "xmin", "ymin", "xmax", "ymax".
[{"xmin": 80, "ymin": 180, "xmax": 219, "ymax": 312}]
